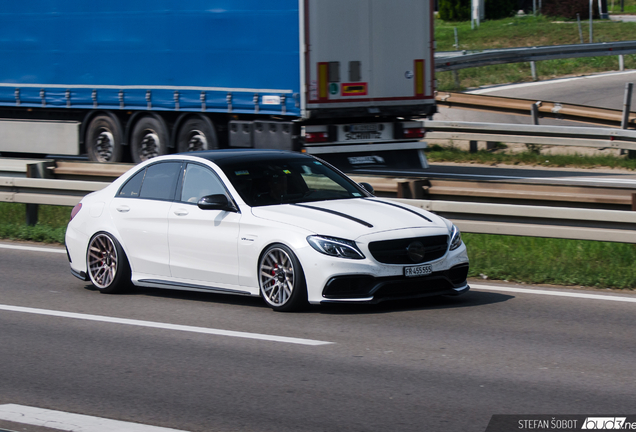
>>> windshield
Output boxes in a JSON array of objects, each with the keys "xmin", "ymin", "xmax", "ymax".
[{"xmin": 219, "ymin": 156, "xmax": 368, "ymax": 207}]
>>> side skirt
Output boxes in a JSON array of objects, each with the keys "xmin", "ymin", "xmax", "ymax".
[{"xmin": 137, "ymin": 279, "xmax": 253, "ymax": 296}]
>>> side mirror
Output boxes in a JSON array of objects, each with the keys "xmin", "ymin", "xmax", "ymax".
[
  {"xmin": 198, "ymin": 194, "xmax": 237, "ymax": 212},
  {"xmin": 359, "ymin": 182, "xmax": 375, "ymax": 195}
]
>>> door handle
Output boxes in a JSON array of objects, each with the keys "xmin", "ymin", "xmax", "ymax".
[
  {"xmin": 173, "ymin": 209, "xmax": 189, "ymax": 216},
  {"xmin": 116, "ymin": 205, "xmax": 130, "ymax": 213}
]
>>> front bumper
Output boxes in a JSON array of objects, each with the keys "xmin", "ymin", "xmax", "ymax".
[{"xmin": 320, "ymin": 263, "xmax": 469, "ymax": 304}]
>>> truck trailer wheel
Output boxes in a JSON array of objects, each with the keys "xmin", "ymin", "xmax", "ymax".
[
  {"xmin": 86, "ymin": 115, "xmax": 124, "ymax": 162},
  {"xmin": 131, "ymin": 116, "xmax": 169, "ymax": 163},
  {"xmin": 177, "ymin": 117, "xmax": 218, "ymax": 153}
]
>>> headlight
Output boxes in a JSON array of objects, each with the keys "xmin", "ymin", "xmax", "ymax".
[
  {"xmin": 307, "ymin": 235, "xmax": 365, "ymax": 259},
  {"xmin": 449, "ymin": 224, "xmax": 462, "ymax": 251}
]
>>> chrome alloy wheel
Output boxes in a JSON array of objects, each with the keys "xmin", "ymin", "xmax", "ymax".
[
  {"xmin": 87, "ymin": 234, "xmax": 118, "ymax": 289},
  {"xmin": 260, "ymin": 247, "xmax": 295, "ymax": 307}
]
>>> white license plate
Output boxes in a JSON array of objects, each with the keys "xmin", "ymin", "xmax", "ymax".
[
  {"xmin": 404, "ymin": 264, "xmax": 433, "ymax": 277},
  {"xmin": 351, "ymin": 124, "xmax": 379, "ymax": 132},
  {"xmin": 341, "ymin": 123, "xmax": 392, "ymax": 141}
]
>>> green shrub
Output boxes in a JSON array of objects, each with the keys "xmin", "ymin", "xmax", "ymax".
[
  {"xmin": 542, "ymin": 0, "xmax": 600, "ymax": 19},
  {"xmin": 485, "ymin": 0, "xmax": 518, "ymax": 19},
  {"xmin": 439, "ymin": 0, "xmax": 516, "ymax": 21},
  {"xmin": 439, "ymin": 0, "xmax": 471, "ymax": 21}
]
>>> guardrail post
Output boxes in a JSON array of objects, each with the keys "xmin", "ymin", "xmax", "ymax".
[
  {"xmin": 531, "ymin": 102, "xmax": 541, "ymax": 125},
  {"xmin": 530, "ymin": 61, "xmax": 537, "ymax": 81},
  {"xmin": 619, "ymin": 55, "xmax": 625, "ymax": 72},
  {"xmin": 469, "ymin": 141, "xmax": 478, "ymax": 153},
  {"xmin": 24, "ymin": 161, "xmax": 54, "ymax": 226},
  {"xmin": 621, "ymin": 83, "xmax": 633, "ymax": 130},
  {"xmin": 589, "ymin": 0, "xmax": 593, "ymax": 43},
  {"xmin": 25, "ymin": 204, "xmax": 38, "ymax": 227},
  {"xmin": 397, "ymin": 180, "xmax": 425, "ymax": 199}
]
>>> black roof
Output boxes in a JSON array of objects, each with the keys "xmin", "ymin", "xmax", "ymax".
[{"xmin": 181, "ymin": 149, "xmax": 312, "ymax": 166}]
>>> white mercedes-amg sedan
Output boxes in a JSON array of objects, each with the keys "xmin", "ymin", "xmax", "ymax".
[{"xmin": 66, "ymin": 150, "xmax": 469, "ymax": 311}]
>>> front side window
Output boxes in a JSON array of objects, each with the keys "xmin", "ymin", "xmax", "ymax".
[{"xmin": 180, "ymin": 163, "xmax": 228, "ymax": 204}]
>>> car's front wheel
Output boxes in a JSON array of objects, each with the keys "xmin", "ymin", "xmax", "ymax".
[
  {"xmin": 258, "ymin": 244, "xmax": 307, "ymax": 312},
  {"xmin": 87, "ymin": 233, "xmax": 131, "ymax": 294}
]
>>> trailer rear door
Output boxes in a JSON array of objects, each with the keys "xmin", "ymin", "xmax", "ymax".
[{"xmin": 303, "ymin": 0, "xmax": 434, "ymax": 115}]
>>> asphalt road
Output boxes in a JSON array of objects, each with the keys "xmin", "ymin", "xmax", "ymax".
[{"xmin": 1, "ymin": 243, "xmax": 635, "ymax": 432}]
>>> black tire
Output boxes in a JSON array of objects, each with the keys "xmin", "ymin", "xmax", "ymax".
[
  {"xmin": 86, "ymin": 232, "xmax": 132, "ymax": 294},
  {"xmin": 131, "ymin": 116, "xmax": 169, "ymax": 164},
  {"xmin": 177, "ymin": 117, "xmax": 218, "ymax": 153},
  {"xmin": 258, "ymin": 244, "xmax": 307, "ymax": 312},
  {"xmin": 86, "ymin": 114, "xmax": 124, "ymax": 162}
]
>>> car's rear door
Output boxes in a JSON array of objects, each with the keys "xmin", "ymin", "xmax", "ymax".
[{"xmin": 110, "ymin": 161, "xmax": 182, "ymax": 277}]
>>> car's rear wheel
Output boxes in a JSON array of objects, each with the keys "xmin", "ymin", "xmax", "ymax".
[
  {"xmin": 87, "ymin": 233, "xmax": 131, "ymax": 294},
  {"xmin": 258, "ymin": 244, "xmax": 307, "ymax": 312}
]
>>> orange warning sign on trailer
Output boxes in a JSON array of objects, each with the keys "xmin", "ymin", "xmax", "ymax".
[{"xmin": 342, "ymin": 83, "xmax": 368, "ymax": 96}]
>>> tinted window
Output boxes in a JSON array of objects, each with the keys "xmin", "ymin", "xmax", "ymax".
[
  {"xmin": 180, "ymin": 163, "xmax": 227, "ymax": 203},
  {"xmin": 118, "ymin": 169, "xmax": 145, "ymax": 198},
  {"xmin": 139, "ymin": 162, "xmax": 182, "ymax": 201},
  {"xmin": 220, "ymin": 157, "xmax": 366, "ymax": 206}
]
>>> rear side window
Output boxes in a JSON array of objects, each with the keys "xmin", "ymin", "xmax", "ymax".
[
  {"xmin": 118, "ymin": 169, "xmax": 145, "ymax": 197},
  {"xmin": 139, "ymin": 162, "xmax": 182, "ymax": 201}
]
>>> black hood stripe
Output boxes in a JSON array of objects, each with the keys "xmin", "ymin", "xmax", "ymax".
[
  {"xmin": 292, "ymin": 204, "xmax": 374, "ymax": 228},
  {"xmin": 364, "ymin": 198, "xmax": 433, "ymax": 223}
]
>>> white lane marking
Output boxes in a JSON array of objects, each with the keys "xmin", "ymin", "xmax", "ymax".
[
  {"xmin": 0, "ymin": 404, "xmax": 187, "ymax": 432},
  {"xmin": 0, "ymin": 304, "xmax": 333, "ymax": 346},
  {"xmin": 471, "ymin": 283, "xmax": 636, "ymax": 303},
  {"xmin": 0, "ymin": 243, "xmax": 66, "ymax": 254}
]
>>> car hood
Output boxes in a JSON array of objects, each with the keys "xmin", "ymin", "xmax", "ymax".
[{"xmin": 250, "ymin": 198, "xmax": 449, "ymax": 239}]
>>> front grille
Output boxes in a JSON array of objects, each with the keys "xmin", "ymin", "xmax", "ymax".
[
  {"xmin": 368, "ymin": 235, "xmax": 448, "ymax": 264},
  {"xmin": 322, "ymin": 264, "xmax": 469, "ymax": 301},
  {"xmin": 372, "ymin": 276, "xmax": 453, "ymax": 300}
]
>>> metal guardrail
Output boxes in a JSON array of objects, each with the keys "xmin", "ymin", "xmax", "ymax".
[
  {"xmin": 0, "ymin": 176, "xmax": 109, "ymax": 207},
  {"xmin": 351, "ymin": 176, "xmax": 636, "ymax": 207},
  {"xmin": 435, "ymin": 40, "xmax": 636, "ymax": 72},
  {"xmin": 424, "ymin": 120, "xmax": 636, "ymax": 151},
  {"xmin": 393, "ymin": 198, "xmax": 636, "ymax": 244},
  {"xmin": 435, "ymin": 92, "xmax": 636, "ymax": 128},
  {"xmin": 2, "ymin": 163, "xmax": 636, "ymax": 243}
]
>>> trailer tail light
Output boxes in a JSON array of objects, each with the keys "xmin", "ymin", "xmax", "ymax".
[
  {"xmin": 305, "ymin": 132, "xmax": 330, "ymax": 143},
  {"xmin": 70, "ymin": 203, "xmax": 82, "ymax": 221},
  {"xmin": 403, "ymin": 127, "xmax": 425, "ymax": 139}
]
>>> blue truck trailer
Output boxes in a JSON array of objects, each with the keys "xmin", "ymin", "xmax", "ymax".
[{"xmin": 0, "ymin": 0, "xmax": 436, "ymax": 171}]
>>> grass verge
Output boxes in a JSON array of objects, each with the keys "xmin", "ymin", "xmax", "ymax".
[
  {"xmin": 1, "ymin": 202, "xmax": 634, "ymax": 290},
  {"xmin": 0, "ymin": 203, "xmax": 70, "ymax": 244},
  {"xmin": 464, "ymin": 233, "xmax": 636, "ymax": 289},
  {"xmin": 435, "ymin": 14, "xmax": 636, "ymax": 90},
  {"xmin": 425, "ymin": 144, "xmax": 636, "ymax": 169}
]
